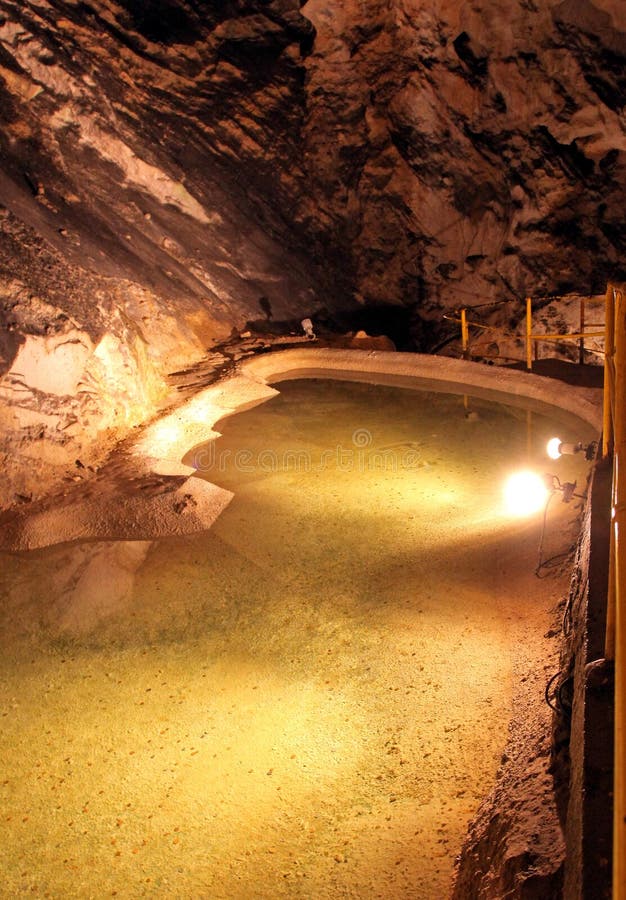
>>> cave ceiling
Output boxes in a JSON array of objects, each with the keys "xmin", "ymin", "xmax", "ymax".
[{"xmin": 0, "ymin": 0, "xmax": 624, "ymax": 337}]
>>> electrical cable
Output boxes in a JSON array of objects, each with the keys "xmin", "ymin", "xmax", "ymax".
[
  {"xmin": 544, "ymin": 670, "xmax": 573, "ymax": 715},
  {"xmin": 536, "ymin": 546, "xmax": 577, "ymax": 578},
  {"xmin": 545, "ymin": 670, "xmax": 562, "ymax": 711},
  {"xmin": 535, "ymin": 489, "xmax": 556, "ymax": 576},
  {"xmin": 533, "ymin": 292, "xmax": 601, "ymax": 303},
  {"xmin": 562, "ymin": 571, "xmax": 588, "ymax": 635},
  {"xmin": 558, "ymin": 675, "xmax": 574, "ymax": 715},
  {"xmin": 452, "ymin": 299, "xmax": 510, "ymax": 311},
  {"xmin": 535, "ymin": 478, "xmax": 583, "ymax": 577},
  {"xmin": 562, "ymin": 594, "xmax": 573, "ymax": 635}
]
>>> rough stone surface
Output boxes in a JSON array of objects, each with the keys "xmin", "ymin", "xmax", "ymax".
[
  {"xmin": 558, "ymin": 458, "xmax": 613, "ymax": 900},
  {"xmin": 300, "ymin": 0, "xmax": 626, "ymax": 323},
  {"xmin": 0, "ymin": 0, "xmax": 324, "ymax": 507},
  {"xmin": 0, "ymin": 3, "xmax": 622, "ymax": 890},
  {"xmin": 0, "ymin": 0, "xmax": 623, "ymax": 507}
]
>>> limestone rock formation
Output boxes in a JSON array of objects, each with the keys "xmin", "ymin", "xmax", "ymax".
[
  {"xmin": 0, "ymin": 0, "xmax": 624, "ymax": 506},
  {"xmin": 301, "ymin": 0, "xmax": 626, "ymax": 325},
  {"xmin": 0, "ymin": 0, "xmax": 321, "ymax": 505}
]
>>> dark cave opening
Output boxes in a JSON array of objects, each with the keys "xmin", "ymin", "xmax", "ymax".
[{"xmin": 244, "ymin": 302, "xmax": 444, "ymax": 353}]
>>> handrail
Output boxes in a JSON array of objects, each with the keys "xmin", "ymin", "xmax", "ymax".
[
  {"xmin": 608, "ymin": 285, "xmax": 626, "ymax": 900},
  {"xmin": 525, "ymin": 295, "xmax": 606, "ymax": 370},
  {"xmin": 443, "ymin": 295, "xmax": 605, "ymax": 367},
  {"xmin": 441, "ymin": 316, "xmax": 606, "ymax": 343},
  {"xmin": 604, "ymin": 286, "xmax": 616, "ymax": 685},
  {"xmin": 442, "ymin": 314, "xmax": 506, "ymax": 333},
  {"xmin": 530, "ymin": 331, "xmax": 605, "ymax": 341}
]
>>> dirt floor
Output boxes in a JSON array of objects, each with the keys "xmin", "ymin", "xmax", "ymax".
[{"xmin": 0, "ymin": 379, "xmax": 595, "ymax": 898}]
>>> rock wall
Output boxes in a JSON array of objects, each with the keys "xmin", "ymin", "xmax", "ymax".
[
  {"xmin": 560, "ymin": 457, "xmax": 613, "ymax": 900},
  {"xmin": 0, "ymin": 0, "xmax": 624, "ymax": 506},
  {"xmin": 0, "ymin": 208, "xmax": 202, "ymax": 506},
  {"xmin": 300, "ymin": 0, "xmax": 626, "ymax": 329},
  {"xmin": 0, "ymin": 0, "xmax": 323, "ymax": 507}
]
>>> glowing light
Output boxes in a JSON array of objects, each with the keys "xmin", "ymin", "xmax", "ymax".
[
  {"xmin": 547, "ymin": 437, "xmax": 562, "ymax": 460},
  {"xmin": 151, "ymin": 419, "xmax": 182, "ymax": 447},
  {"xmin": 504, "ymin": 470, "xmax": 549, "ymax": 516}
]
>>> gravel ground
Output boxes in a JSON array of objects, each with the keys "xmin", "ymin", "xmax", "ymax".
[{"xmin": 0, "ymin": 379, "xmax": 594, "ymax": 898}]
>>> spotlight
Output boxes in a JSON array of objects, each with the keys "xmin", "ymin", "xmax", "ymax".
[
  {"xmin": 562, "ymin": 481, "xmax": 577, "ymax": 503},
  {"xmin": 504, "ymin": 470, "xmax": 549, "ymax": 516},
  {"xmin": 547, "ymin": 437, "xmax": 564, "ymax": 460},
  {"xmin": 301, "ymin": 318, "xmax": 316, "ymax": 340},
  {"xmin": 546, "ymin": 437, "xmax": 597, "ymax": 461},
  {"xmin": 543, "ymin": 473, "xmax": 580, "ymax": 503}
]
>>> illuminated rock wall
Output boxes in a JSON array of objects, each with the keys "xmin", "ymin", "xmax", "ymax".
[
  {"xmin": 300, "ymin": 0, "xmax": 626, "ymax": 320},
  {"xmin": 0, "ymin": 0, "xmax": 624, "ymax": 505}
]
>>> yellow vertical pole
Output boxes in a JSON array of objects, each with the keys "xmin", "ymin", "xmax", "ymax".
[
  {"xmin": 579, "ymin": 298, "xmax": 585, "ymax": 365},
  {"xmin": 461, "ymin": 308, "xmax": 469, "ymax": 359},
  {"xmin": 613, "ymin": 286, "xmax": 626, "ymax": 900},
  {"xmin": 606, "ymin": 285, "xmax": 617, "ymax": 663},
  {"xmin": 604, "ymin": 284, "xmax": 615, "ymax": 459},
  {"xmin": 526, "ymin": 297, "xmax": 533, "ymax": 371}
]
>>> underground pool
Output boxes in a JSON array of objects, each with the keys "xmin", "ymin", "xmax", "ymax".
[{"xmin": 0, "ymin": 376, "xmax": 597, "ymax": 898}]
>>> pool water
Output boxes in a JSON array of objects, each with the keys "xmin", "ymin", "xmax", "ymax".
[{"xmin": 0, "ymin": 379, "xmax": 595, "ymax": 898}]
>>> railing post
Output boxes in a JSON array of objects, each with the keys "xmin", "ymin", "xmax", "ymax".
[
  {"xmin": 612, "ymin": 286, "xmax": 626, "ymax": 900},
  {"xmin": 526, "ymin": 297, "xmax": 533, "ymax": 371},
  {"xmin": 461, "ymin": 307, "xmax": 469, "ymax": 359},
  {"xmin": 579, "ymin": 297, "xmax": 586, "ymax": 365},
  {"xmin": 604, "ymin": 284, "xmax": 615, "ymax": 459},
  {"xmin": 606, "ymin": 284, "xmax": 617, "ymax": 665}
]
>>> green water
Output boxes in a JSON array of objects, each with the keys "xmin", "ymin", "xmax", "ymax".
[{"xmin": 0, "ymin": 379, "xmax": 595, "ymax": 898}]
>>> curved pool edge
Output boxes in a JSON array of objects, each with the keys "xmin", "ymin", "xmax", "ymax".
[
  {"xmin": 240, "ymin": 349, "xmax": 603, "ymax": 433},
  {"xmin": 142, "ymin": 347, "xmax": 602, "ymax": 535},
  {"xmin": 138, "ymin": 349, "xmax": 603, "ymax": 476},
  {"xmin": 1, "ymin": 350, "xmax": 603, "ymax": 551}
]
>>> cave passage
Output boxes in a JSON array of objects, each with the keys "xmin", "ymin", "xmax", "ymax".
[{"xmin": 0, "ymin": 379, "xmax": 596, "ymax": 898}]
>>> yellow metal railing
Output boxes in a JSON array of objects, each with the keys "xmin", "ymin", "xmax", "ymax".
[
  {"xmin": 524, "ymin": 295, "xmax": 605, "ymax": 371},
  {"xmin": 604, "ymin": 284, "xmax": 626, "ymax": 900},
  {"xmin": 444, "ymin": 295, "xmax": 605, "ymax": 367},
  {"xmin": 526, "ymin": 285, "xmax": 623, "ymax": 894},
  {"xmin": 442, "ymin": 304, "xmax": 516, "ymax": 362}
]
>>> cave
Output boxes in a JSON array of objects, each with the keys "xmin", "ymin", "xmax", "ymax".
[{"xmin": 0, "ymin": 1, "xmax": 624, "ymax": 897}]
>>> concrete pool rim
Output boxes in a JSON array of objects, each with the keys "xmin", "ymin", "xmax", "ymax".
[
  {"xmin": 143, "ymin": 345, "xmax": 603, "ymax": 527},
  {"xmin": 3, "ymin": 349, "xmax": 604, "ymax": 551},
  {"xmin": 239, "ymin": 348, "xmax": 602, "ymax": 432}
]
